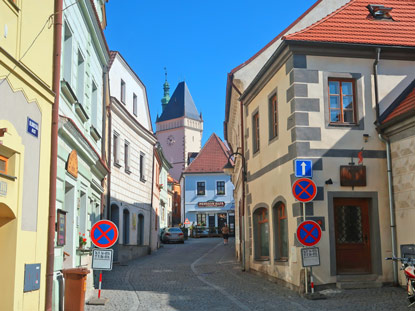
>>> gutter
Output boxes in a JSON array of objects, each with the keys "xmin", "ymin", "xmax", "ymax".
[
  {"xmin": 45, "ymin": 0, "xmax": 63, "ymax": 309},
  {"xmin": 149, "ymin": 146, "xmax": 155, "ymax": 254},
  {"xmin": 374, "ymin": 48, "xmax": 398, "ymax": 285}
]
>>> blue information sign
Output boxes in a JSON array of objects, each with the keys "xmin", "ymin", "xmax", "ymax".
[
  {"xmin": 27, "ymin": 118, "xmax": 39, "ymax": 138},
  {"xmin": 295, "ymin": 159, "xmax": 313, "ymax": 178}
]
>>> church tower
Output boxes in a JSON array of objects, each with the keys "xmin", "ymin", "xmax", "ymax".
[{"xmin": 156, "ymin": 79, "xmax": 203, "ymax": 180}]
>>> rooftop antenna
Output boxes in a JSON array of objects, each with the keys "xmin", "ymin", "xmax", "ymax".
[{"xmin": 164, "ymin": 67, "xmax": 168, "ymax": 82}]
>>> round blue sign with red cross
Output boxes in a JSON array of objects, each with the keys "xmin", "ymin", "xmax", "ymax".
[
  {"xmin": 292, "ymin": 178, "xmax": 317, "ymax": 203},
  {"xmin": 296, "ymin": 220, "xmax": 322, "ymax": 247},
  {"xmin": 91, "ymin": 220, "xmax": 119, "ymax": 248}
]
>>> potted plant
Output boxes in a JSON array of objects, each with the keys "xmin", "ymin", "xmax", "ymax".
[{"xmin": 78, "ymin": 232, "xmax": 87, "ymax": 249}]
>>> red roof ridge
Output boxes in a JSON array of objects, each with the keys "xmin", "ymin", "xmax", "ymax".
[
  {"xmin": 184, "ymin": 133, "xmax": 230, "ymax": 174},
  {"xmin": 284, "ymin": 0, "xmax": 355, "ymax": 41}
]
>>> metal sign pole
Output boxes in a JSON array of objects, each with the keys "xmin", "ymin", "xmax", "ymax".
[
  {"xmin": 98, "ymin": 271, "xmax": 102, "ymax": 299},
  {"xmin": 302, "ymin": 202, "xmax": 308, "ymax": 294},
  {"xmin": 310, "ymin": 266, "xmax": 314, "ymax": 294}
]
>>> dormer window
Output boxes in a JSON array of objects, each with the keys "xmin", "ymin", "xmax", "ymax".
[{"xmin": 367, "ymin": 4, "xmax": 393, "ymax": 20}]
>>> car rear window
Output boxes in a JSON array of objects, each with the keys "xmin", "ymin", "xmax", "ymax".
[{"xmin": 168, "ymin": 228, "xmax": 182, "ymax": 233}]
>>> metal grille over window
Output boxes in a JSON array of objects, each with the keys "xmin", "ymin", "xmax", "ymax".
[{"xmin": 336, "ymin": 205, "xmax": 363, "ymax": 244}]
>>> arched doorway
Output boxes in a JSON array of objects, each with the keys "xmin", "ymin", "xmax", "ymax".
[{"xmin": 137, "ymin": 214, "xmax": 144, "ymax": 246}]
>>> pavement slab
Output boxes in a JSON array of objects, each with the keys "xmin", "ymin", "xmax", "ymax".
[{"xmin": 86, "ymin": 238, "xmax": 408, "ymax": 311}]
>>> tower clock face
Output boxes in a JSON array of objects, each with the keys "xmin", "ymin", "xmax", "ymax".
[{"xmin": 167, "ymin": 135, "xmax": 175, "ymax": 146}]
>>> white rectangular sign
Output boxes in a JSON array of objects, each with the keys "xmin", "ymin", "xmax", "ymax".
[
  {"xmin": 92, "ymin": 249, "xmax": 113, "ymax": 271},
  {"xmin": 301, "ymin": 247, "xmax": 320, "ymax": 267}
]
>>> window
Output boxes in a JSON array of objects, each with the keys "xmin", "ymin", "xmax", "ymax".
[
  {"xmin": 140, "ymin": 153, "xmax": 145, "ymax": 182},
  {"xmin": 121, "ymin": 79, "xmax": 126, "ymax": 103},
  {"xmin": 0, "ymin": 156, "xmax": 8, "ymax": 175},
  {"xmin": 91, "ymin": 81, "xmax": 98, "ymax": 128},
  {"xmin": 217, "ymin": 181, "xmax": 225, "ymax": 195},
  {"xmin": 76, "ymin": 50, "xmax": 85, "ymax": 103},
  {"xmin": 253, "ymin": 112, "xmax": 260, "ymax": 153},
  {"xmin": 124, "ymin": 141, "xmax": 130, "ymax": 172},
  {"xmin": 269, "ymin": 94, "xmax": 278, "ymax": 140},
  {"xmin": 155, "ymin": 208, "xmax": 158, "ymax": 231},
  {"xmin": 197, "ymin": 182, "xmax": 205, "ymax": 196},
  {"xmin": 133, "ymin": 93, "xmax": 137, "ymax": 116},
  {"xmin": 197, "ymin": 214, "xmax": 207, "ymax": 226},
  {"xmin": 274, "ymin": 202, "xmax": 288, "ymax": 260},
  {"xmin": 254, "ymin": 208, "xmax": 269, "ymax": 260},
  {"xmin": 63, "ymin": 23, "xmax": 73, "ymax": 84},
  {"xmin": 113, "ymin": 132, "xmax": 120, "ymax": 166},
  {"xmin": 328, "ymin": 79, "xmax": 356, "ymax": 124}
]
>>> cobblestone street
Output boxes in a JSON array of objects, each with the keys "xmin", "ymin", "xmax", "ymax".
[{"xmin": 86, "ymin": 238, "xmax": 408, "ymax": 311}]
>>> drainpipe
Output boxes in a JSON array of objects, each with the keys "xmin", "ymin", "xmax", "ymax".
[
  {"xmin": 149, "ymin": 147, "xmax": 155, "ymax": 254},
  {"xmin": 45, "ymin": 0, "xmax": 63, "ymax": 309},
  {"xmin": 374, "ymin": 48, "xmax": 381, "ymax": 126},
  {"xmin": 373, "ymin": 48, "xmax": 398, "ymax": 285},
  {"xmin": 378, "ymin": 134, "xmax": 398, "ymax": 285},
  {"xmin": 240, "ymin": 99, "xmax": 246, "ymax": 272},
  {"xmin": 101, "ymin": 66, "xmax": 108, "ymax": 218},
  {"xmin": 106, "ymin": 80, "xmax": 112, "ymax": 221}
]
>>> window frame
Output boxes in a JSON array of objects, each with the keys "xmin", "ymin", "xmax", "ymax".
[
  {"xmin": 133, "ymin": 93, "xmax": 137, "ymax": 116},
  {"xmin": 328, "ymin": 78, "xmax": 357, "ymax": 125},
  {"xmin": 0, "ymin": 155, "xmax": 8, "ymax": 175},
  {"xmin": 252, "ymin": 111, "xmax": 260, "ymax": 153},
  {"xmin": 113, "ymin": 132, "xmax": 121, "ymax": 167},
  {"xmin": 254, "ymin": 208, "xmax": 270, "ymax": 260},
  {"xmin": 196, "ymin": 181, "xmax": 206, "ymax": 196},
  {"xmin": 124, "ymin": 141, "xmax": 130, "ymax": 173},
  {"xmin": 275, "ymin": 203, "xmax": 289, "ymax": 261},
  {"xmin": 139, "ymin": 152, "xmax": 146, "ymax": 182},
  {"xmin": 121, "ymin": 79, "xmax": 126, "ymax": 104},
  {"xmin": 269, "ymin": 93, "xmax": 278, "ymax": 140},
  {"xmin": 197, "ymin": 214, "xmax": 207, "ymax": 226},
  {"xmin": 216, "ymin": 181, "xmax": 225, "ymax": 196}
]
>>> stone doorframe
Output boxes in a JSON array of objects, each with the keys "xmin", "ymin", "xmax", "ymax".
[{"xmin": 327, "ymin": 191, "xmax": 382, "ymax": 276}]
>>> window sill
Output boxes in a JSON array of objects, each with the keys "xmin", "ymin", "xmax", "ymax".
[
  {"xmin": 0, "ymin": 172, "xmax": 17, "ymax": 181},
  {"xmin": 275, "ymin": 259, "xmax": 289, "ymax": 265},
  {"xmin": 328, "ymin": 123, "xmax": 358, "ymax": 128},
  {"xmin": 254, "ymin": 258, "xmax": 270, "ymax": 263},
  {"xmin": 125, "ymin": 168, "xmax": 131, "ymax": 175},
  {"xmin": 140, "ymin": 177, "xmax": 146, "ymax": 183},
  {"xmin": 269, "ymin": 135, "xmax": 278, "ymax": 144},
  {"xmin": 114, "ymin": 161, "xmax": 121, "ymax": 168}
]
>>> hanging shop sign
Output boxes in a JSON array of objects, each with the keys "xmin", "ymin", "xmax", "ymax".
[
  {"xmin": 340, "ymin": 165, "xmax": 366, "ymax": 187},
  {"xmin": 198, "ymin": 201, "xmax": 225, "ymax": 207},
  {"xmin": 66, "ymin": 150, "xmax": 78, "ymax": 178}
]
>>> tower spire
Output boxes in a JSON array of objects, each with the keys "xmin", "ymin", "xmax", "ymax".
[{"xmin": 161, "ymin": 67, "xmax": 170, "ymax": 112}]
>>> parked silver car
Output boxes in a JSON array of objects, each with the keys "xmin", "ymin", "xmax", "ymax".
[{"xmin": 161, "ymin": 227, "xmax": 184, "ymax": 244}]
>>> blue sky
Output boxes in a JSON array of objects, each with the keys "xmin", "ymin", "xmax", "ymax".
[{"xmin": 104, "ymin": 1, "xmax": 316, "ymax": 145}]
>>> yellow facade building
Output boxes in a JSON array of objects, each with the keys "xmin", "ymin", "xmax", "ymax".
[{"xmin": 0, "ymin": 0, "xmax": 55, "ymax": 310}]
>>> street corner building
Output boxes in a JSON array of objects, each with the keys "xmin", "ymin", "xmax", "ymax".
[
  {"xmin": 107, "ymin": 51, "xmax": 157, "ymax": 261},
  {"xmin": 224, "ymin": 0, "xmax": 415, "ymax": 291},
  {"xmin": 52, "ymin": 0, "xmax": 110, "ymax": 309},
  {"xmin": 181, "ymin": 133, "xmax": 235, "ymax": 236},
  {"xmin": 0, "ymin": 0, "xmax": 55, "ymax": 310}
]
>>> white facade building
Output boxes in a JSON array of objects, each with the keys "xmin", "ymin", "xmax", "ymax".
[{"xmin": 108, "ymin": 51, "xmax": 157, "ymax": 262}]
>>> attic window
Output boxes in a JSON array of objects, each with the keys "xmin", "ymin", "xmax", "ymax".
[{"xmin": 367, "ymin": 4, "xmax": 393, "ymax": 20}]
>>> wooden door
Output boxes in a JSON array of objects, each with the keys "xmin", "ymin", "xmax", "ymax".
[{"xmin": 334, "ymin": 198, "xmax": 371, "ymax": 274}]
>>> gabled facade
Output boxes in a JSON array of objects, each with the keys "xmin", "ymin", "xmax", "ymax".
[
  {"xmin": 53, "ymin": 0, "xmax": 110, "ymax": 307},
  {"xmin": 182, "ymin": 134, "xmax": 235, "ymax": 233},
  {"xmin": 225, "ymin": 0, "xmax": 415, "ymax": 290},
  {"xmin": 0, "ymin": 1, "xmax": 55, "ymax": 309},
  {"xmin": 224, "ymin": 0, "xmax": 352, "ymax": 263},
  {"xmin": 156, "ymin": 81, "xmax": 203, "ymax": 180},
  {"xmin": 108, "ymin": 51, "xmax": 157, "ymax": 262}
]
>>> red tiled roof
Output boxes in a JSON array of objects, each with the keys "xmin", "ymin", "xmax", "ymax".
[
  {"xmin": 184, "ymin": 134, "xmax": 231, "ymax": 174},
  {"xmin": 109, "ymin": 51, "xmax": 118, "ymax": 69},
  {"xmin": 382, "ymin": 88, "xmax": 415, "ymax": 123},
  {"xmin": 284, "ymin": 0, "xmax": 415, "ymax": 47}
]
